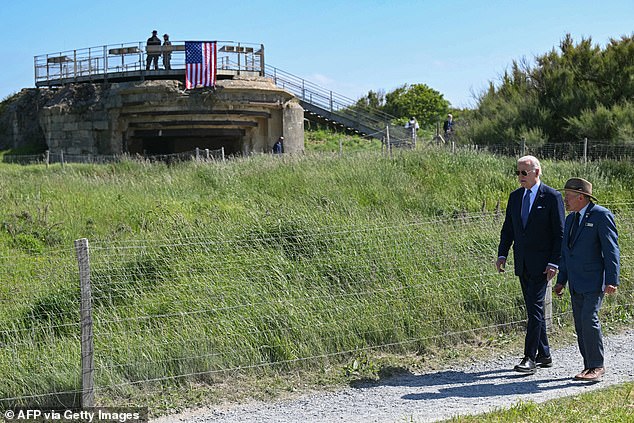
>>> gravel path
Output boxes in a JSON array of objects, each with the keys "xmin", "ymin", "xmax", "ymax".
[{"xmin": 153, "ymin": 330, "xmax": 634, "ymax": 423}]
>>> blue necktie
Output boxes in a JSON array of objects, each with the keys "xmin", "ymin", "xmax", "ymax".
[
  {"xmin": 568, "ymin": 212, "xmax": 579, "ymax": 247},
  {"xmin": 521, "ymin": 189, "xmax": 531, "ymax": 227}
]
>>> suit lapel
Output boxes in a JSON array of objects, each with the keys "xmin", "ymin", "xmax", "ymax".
[{"xmin": 525, "ymin": 184, "xmax": 545, "ymax": 227}]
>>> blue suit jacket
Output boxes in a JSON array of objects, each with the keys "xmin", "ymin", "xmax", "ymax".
[
  {"xmin": 498, "ymin": 182, "xmax": 565, "ymax": 277},
  {"xmin": 557, "ymin": 203, "xmax": 620, "ymax": 293}
]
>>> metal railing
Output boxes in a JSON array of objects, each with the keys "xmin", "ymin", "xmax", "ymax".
[
  {"xmin": 34, "ymin": 41, "xmax": 411, "ymax": 146},
  {"xmin": 34, "ymin": 41, "xmax": 264, "ymax": 87},
  {"xmin": 263, "ymin": 65, "xmax": 411, "ymax": 145}
]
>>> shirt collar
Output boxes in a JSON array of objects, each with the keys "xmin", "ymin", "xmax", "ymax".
[
  {"xmin": 526, "ymin": 180, "xmax": 541, "ymax": 196},
  {"xmin": 578, "ymin": 203, "xmax": 590, "ymax": 219}
]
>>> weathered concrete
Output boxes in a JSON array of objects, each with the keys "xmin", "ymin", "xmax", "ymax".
[{"xmin": 2, "ymin": 76, "xmax": 304, "ymax": 156}]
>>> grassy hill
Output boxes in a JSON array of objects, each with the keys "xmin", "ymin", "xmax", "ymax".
[{"xmin": 0, "ymin": 147, "xmax": 632, "ymax": 412}]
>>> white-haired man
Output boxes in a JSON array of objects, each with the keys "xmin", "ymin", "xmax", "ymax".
[{"xmin": 496, "ymin": 155, "xmax": 565, "ymax": 374}]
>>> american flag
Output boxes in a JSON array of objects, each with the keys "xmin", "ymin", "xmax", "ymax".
[{"xmin": 185, "ymin": 41, "xmax": 217, "ymax": 89}]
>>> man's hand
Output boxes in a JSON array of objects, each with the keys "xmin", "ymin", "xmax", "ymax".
[
  {"xmin": 543, "ymin": 265, "xmax": 558, "ymax": 281},
  {"xmin": 553, "ymin": 283, "xmax": 565, "ymax": 297},
  {"xmin": 495, "ymin": 257, "xmax": 506, "ymax": 273},
  {"xmin": 605, "ymin": 285, "xmax": 618, "ymax": 295}
]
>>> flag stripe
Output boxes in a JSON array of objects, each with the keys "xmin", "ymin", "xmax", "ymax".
[{"xmin": 185, "ymin": 41, "xmax": 216, "ymax": 89}]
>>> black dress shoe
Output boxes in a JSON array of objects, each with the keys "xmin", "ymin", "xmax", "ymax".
[
  {"xmin": 536, "ymin": 355, "xmax": 553, "ymax": 368},
  {"xmin": 514, "ymin": 357, "xmax": 536, "ymax": 374}
]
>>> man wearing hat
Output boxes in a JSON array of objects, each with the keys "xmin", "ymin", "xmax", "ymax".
[
  {"xmin": 496, "ymin": 155, "xmax": 565, "ymax": 374},
  {"xmin": 146, "ymin": 30, "xmax": 161, "ymax": 70},
  {"xmin": 554, "ymin": 178, "xmax": 620, "ymax": 382}
]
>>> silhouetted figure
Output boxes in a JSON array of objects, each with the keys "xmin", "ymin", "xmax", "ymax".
[
  {"xmin": 146, "ymin": 30, "xmax": 161, "ymax": 70},
  {"xmin": 162, "ymin": 33, "xmax": 172, "ymax": 70}
]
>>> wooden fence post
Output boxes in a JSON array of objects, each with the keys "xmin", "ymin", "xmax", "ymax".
[
  {"xmin": 545, "ymin": 279, "xmax": 553, "ymax": 331},
  {"xmin": 75, "ymin": 238, "xmax": 95, "ymax": 408}
]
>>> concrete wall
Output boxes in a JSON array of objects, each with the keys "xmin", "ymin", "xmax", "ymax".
[{"xmin": 7, "ymin": 76, "xmax": 304, "ymax": 156}]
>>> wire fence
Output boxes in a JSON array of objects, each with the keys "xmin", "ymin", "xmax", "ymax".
[
  {"xmin": 464, "ymin": 138, "xmax": 634, "ymax": 161},
  {"xmin": 0, "ymin": 209, "xmax": 632, "ymax": 409},
  {"xmin": 2, "ymin": 147, "xmax": 226, "ymax": 166},
  {"xmin": 4, "ymin": 138, "xmax": 634, "ymax": 166}
]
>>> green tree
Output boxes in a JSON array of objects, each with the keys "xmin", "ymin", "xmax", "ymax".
[
  {"xmin": 464, "ymin": 33, "xmax": 634, "ymax": 145},
  {"xmin": 355, "ymin": 89, "xmax": 386, "ymax": 109},
  {"xmin": 383, "ymin": 84, "xmax": 450, "ymax": 128}
]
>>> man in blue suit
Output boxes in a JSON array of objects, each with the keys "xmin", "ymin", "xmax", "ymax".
[
  {"xmin": 496, "ymin": 155, "xmax": 565, "ymax": 374},
  {"xmin": 554, "ymin": 178, "xmax": 620, "ymax": 382}
]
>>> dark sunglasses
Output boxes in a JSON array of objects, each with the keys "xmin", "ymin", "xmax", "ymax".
[{"xmin": 515, "ymin": 169, "xmax": 536, "ymax": 176}]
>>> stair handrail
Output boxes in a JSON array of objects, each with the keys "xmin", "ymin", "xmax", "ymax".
[{"xmin": 263, "ymin": 64, "xmax": 410, "ymax": 142}]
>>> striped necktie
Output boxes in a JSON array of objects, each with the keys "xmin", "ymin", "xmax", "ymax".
[
  {"xmin": 568, "ymin": 212, "xmax": 579, "ymax": 247},
  {"xmin": 521, "ymin": 189, "xmax": 531, "ymax": 228}
]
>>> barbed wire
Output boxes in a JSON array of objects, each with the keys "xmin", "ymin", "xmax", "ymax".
[{"xmin": 0, "ymin": 212, "xmax": 631, "ymax": 406}]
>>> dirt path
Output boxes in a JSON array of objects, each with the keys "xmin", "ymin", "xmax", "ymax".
[{"xmin": 152, "ymin": 330, "xmax": 634, "ymax": 422}]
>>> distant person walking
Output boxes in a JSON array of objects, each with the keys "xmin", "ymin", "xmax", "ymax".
[
  {"xmin": 496, "ymin": 155, "xmax": 565, "ymax": 375},
  {"xmin": 443, "ymin": 114, "xmax": 454, "ymax": 138},
  {"xmin": 162, "ymin": 33, "xmax": 172, "ymax": 70},
  {"xmin": 404, "ymin": 117, "xmax": 419, "ymax": 145},
  {"xmin": 146, "ymin": 30, "xmax": 161, "ymax": 70},
  {"xmin": 273, "ymin": 136, "xmax": 284, "ymax": 155},
  {"xmin": 554, "ymin": 178, "xmax": 620, "ymax": 382}
]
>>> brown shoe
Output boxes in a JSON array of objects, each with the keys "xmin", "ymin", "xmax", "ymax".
[
  {"xmin": 577, "ymin": 367, "xmax": 605, "ymax": 381},
  {"xmin": 573, "ymin": 369, "xmax": 589, "ymax": 380}
]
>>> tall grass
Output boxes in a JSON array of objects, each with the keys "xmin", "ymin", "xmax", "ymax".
[{"xmin": 0, "ymin": 147, "xmax": 632, "ymax": 409}]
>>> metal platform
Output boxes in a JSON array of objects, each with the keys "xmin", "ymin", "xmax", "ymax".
[{"xmin": 34, "ymin": 40, "xmax": 264, "ymax": 88}]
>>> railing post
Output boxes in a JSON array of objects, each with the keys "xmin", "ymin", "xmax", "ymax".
[
  {"xmin": 45, "ymin": 150, "xmax": 50, "ymax": 168},
  {"xmin": 221, "ymin": 147, "xmax": 225, "ymax": 162},
  {"xmin": 195, "ymin": 147, "xmax": 200, "ymax": 161},
  {"xmin": 386, "ymin": 125, "xmax": 392, "ymax": 158},
  {"xmin": 88, "ymin": 48, "xmax": 92, "ymax": 79},
  {"xmin": 75, "ymin": 238, "xmax": 95, "ymax": 408},
  {"xmin": 521, "ymin": 137, "xmax": 526, "ymax": 156},
  {"xmin": 46, "ymin": 54, "xmax": 50, "ymax": 84},
  {"xmin": 103, "ymin": 46, "xmax": 108, "ymax": 83},
  {"xmin": 60, "ymin": 151, "xmax": 65, "ymax": 167},
  {"xmin": 205, "ymin": 148, "xmax": 210, "ymax": 160},
  {"xmin": 583, "ymin": 137, "xmax": 588, "ymax": 164},
  {"xmin": 139, "ymin": 42, "xmax": 144, "ymax": 75},
  {"xmin": 73, "ymin": 50, "xmax": 77, "ymax": 81},
  {"xmin": 34, "ymin": 55, "xmax": 38, "ymax": 85}
]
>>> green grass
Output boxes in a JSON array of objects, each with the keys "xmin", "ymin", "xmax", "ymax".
[
  {"xmin": 0, "ymin": 146, "xmax": 631, "ymax": 414},
  {"xmin": 305, "ymin": 128, "xmax": 382, "ymax": 152},
  {"xmin": 445, "ymin": 382, "xmax": 634, "ymax": 422}
]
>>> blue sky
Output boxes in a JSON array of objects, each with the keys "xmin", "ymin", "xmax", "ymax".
[{"xmin": 1, "ymin": 0, "xmax": 632, "ymax": 108}]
